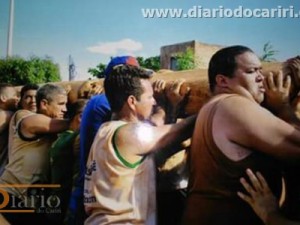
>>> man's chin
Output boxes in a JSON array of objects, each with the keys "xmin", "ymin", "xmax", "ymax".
[
  {"xmin": 30, "ymin": 107, "xmax": 37, "ymax": 112},
  {"xmin": 257, "ymin": 95, "xmax": 264, "ymax": 104}
]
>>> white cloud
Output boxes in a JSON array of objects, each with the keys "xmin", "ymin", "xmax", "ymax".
[{"xmin": 86, "ymin": 38, "xmax": 143, "ymax": 55}]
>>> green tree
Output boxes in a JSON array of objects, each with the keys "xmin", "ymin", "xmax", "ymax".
[
  {"xmin": 0, "ymin": 56, "xmax": 61, "ymax": 85},
  {"xmin": 137, "ymin": 56, "xmax": 160, "ymax": 71},
  {"xmin": 88, "ymin": 63, "xmax": 106, "ymax": 78},
  {"xmin": 260, "ymin": 42, "xmax": 278, "ymax": 62},
  {"xmin": 88, "ymin": 56, "xmax": 161, "ymax": 78},
  {"xmin": 175, "ymin": 47, "xmax": 196, "ymax": 71}
]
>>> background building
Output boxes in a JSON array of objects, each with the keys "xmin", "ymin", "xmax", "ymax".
[{"xmin": 160, "ymin": 40, "xmax": 223, "ymax": 70}]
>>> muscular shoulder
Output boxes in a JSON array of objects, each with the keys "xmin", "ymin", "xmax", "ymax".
[
  {"xmin": 14, "ymin": 110, "xmax": 34, "ymax": 122},
  {"xmin": 116, "ymin": 123, "xmax": 151, "ymax": 148},
  {"xmin": 112, "ymin": 122, "xmax": 150, "ymax": 164},
  {"xmin": 212, "ymin": 94, "xmax": 293, "ymax": 151},
  {"xmin": 215, "ymin": 95, "xmax": 270, "ymax": 120}
]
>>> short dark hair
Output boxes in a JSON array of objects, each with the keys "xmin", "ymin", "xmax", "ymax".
[
  {"xmin": 20, "ymin": 84, "xmax": 39, "ymax": 99},
  {"xmin": 36, "ymin": 84, "xmax": 66, "ymax": 107},
  {"xmin": 67, "ymin": 99, "xmax": 88, "ymax": 119},
  {"xmin": 104, "ymin": 64, "xmax": 152, "ymax": 112},
  {"xmin": 208, "ymin": 45, "xmax": 254, "ymax": 92}
]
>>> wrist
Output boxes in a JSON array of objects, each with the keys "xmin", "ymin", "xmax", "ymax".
[{"xmin": 265, "ymin": 210, "xmax": 283, "ymax": 225}]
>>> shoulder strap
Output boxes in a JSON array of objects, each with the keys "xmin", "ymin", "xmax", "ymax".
[
  {"xmin": 112, "ymin": 123, "xmax": 145, "ymax": 169},
  {"xmin": 14, "ymin": 110, "xmax": 40, "ymax": 141}
]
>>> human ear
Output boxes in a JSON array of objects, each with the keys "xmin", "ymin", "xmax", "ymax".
[
  {"xmin": 0, "ymin": 95, "xmax": 7, "ymax": 103},
  {"xmin": 39, "ymin": 99, "xmax": 48, "ymax": 110},
  {"xmin": 127, "ymin": 95, "xmax": 137, "ymax": 111},
  {"xmin": 215, "ymin": 74, "xmax": 230, "ymax": 88}
]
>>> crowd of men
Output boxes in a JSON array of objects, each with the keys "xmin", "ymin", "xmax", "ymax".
[{"xmin": 0, "ymin": 47, "xmax": 299, "ymax": 225}]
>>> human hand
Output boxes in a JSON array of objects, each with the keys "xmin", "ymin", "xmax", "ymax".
[
  {"xmin": 237, "ymin": 169, "xmax": 279, "ymax": 224},
  {"xmin": 88, "ymin": 81, "xmax": 104, "ymax": 97},
  {"xmin": 263, "ymin": 71, "xmax": 291, "ymax": 113},
  {"xmin": 78, "ymin": 80, "xmax": 103, "ymax": 99},
  {"xmin": 152, "ymin": 79, "xmax": 167, "ymax": 107},
  {"xmin": 283, "ymin": 56, "xmax": 300, "ymax": 100},
  {"xmin": 165, "ymin": 79, "xmax": 190, "ymax": 109},
  {"xmin": 61, "ymin": 84, "xmax": 72, "ymax": 95}
]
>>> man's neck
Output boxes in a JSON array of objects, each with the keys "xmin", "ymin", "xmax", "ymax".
[{"xmin": 112, "ymin": 112, "xmax": 139, "ymax": 123}]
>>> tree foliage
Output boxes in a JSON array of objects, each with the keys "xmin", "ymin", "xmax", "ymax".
[
  {"xmin": 260, "ymin": 42, "xmax": 278, "ymax": 62},
  {"xmin": 136, "ymin": 56, "xmax": 160, "ymax": 71},
  {"xmin": 88, "ymin": 63, "xmax": 106, "ymax": 78},
  {"xmin": 0, "ymin": 56, "xmax": 61, "ymax": 85},
  {"xmin": 88, "ymin": 56, "xmax": 161, "ymax": 78},
  {"xmin": 175, "ymin": 47, "xmax": 196, "ymax": 71}
]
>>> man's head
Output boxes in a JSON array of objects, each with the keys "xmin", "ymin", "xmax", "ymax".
[
  {"xmin": 209, "ymin": 45, "xmax": 265, "ymax": 103},
  {"xmin": 67, "ymin": 99, "xmax": 88, "ymax": 131},
  {"xmin": 0, "ymin": 83, "xmax": 19, "ymax": 111},
  {"xmin": 36, "ymin": 84, "xmax": 67, "ymax": 119},
  {"xmin": 19, "ymin": 83, "xmax": 39, "ymax": 112},
  {"xmin": 104, "ymin": 56, "xmax": 140, "ymax": 77},
  {"xmin": 104, "ymin": 64, "xmax": 155, "ymax": 121}
]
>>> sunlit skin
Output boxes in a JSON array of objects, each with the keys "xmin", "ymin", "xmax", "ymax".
[
  {"xmin": 20, "ymin": 90, "xmax": 37, "ymax": 112},
  {"xmin": 136, "ymin": 123, "xmax": 154, "ymax": 144}
]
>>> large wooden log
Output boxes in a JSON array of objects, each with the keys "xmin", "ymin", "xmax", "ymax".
[
  {"xmin": 15, "ymin": 61, "xmax": 283, "ymax": 115},
  {"xmin": 52, "ymin": 62, "xmax": 281, "ymax": 115}
]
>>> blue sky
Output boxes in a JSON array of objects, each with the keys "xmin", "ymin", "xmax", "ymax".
[{"xmin": 0, "ymin": 0, "xmax": 300, "ymax": 81}]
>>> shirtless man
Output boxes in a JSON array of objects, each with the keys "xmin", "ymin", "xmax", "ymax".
[
  {"xmin": 84, "ymin": 64, "xmax": 195, "ymax": 224},
  {"xmin": 183, "ymin": 46, "xmax": 300, "ymax": 225},
  {"xmin": 0, "ymin": 83, "xmax": 19, "ymax": 175}
]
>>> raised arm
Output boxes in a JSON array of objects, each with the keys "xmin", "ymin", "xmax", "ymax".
[
  {"xmin": 20, "ymin": 114, "xmax": 69, "ymax": 138},
  {"xmin": 114, "ymin": 115, "xmax": 196, "ymax": 163},
  {"xmin": 164, "ymin": 79, "xmax": 190, "ymax": 123},
  {"xmin": 149, "ymin": 79, "xmax": 167, "ymax": 126},
  {"xmin": 150, "ymin": 79, "xmax": 189, "ymax": 126},
  {"xmin": 215, "ymin": 95, "xmax": 300, "ymax": 162},
  {"xmin": 263, "ymin": 71, "xmax": 300, "ymax": 129}
]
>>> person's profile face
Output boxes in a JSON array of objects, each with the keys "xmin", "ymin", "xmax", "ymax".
[
  {"xmin": 230, "ymin": 52, "xmax": 265, "ymax": 103},
  {"xmin": 135, "ymin": 79, "xmax": 156, "ymax": 121},
  {"xmin": 44, "ymin": 94, "xmax": 68, "ymax": 119}
]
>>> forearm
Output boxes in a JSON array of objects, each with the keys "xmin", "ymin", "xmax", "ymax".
[
  {"xmin": 48, "ymin": 119, "xmax": 70, "ymax": 133},
  {"xmin": 22, "ymin": 113, "xmax": 70, "ymax": 135},
  {"xmin": 163, "ymin": 115, "xmax": 196, "ymax": 148},
  {"xmin": 165, "ymin": 104, "xmax": 180, "ymax": 124}
]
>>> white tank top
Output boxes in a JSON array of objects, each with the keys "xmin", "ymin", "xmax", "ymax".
[{"xmin": 84, "ymin": 120, "xmax": 156, "ymax": 225}]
